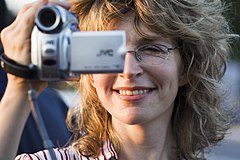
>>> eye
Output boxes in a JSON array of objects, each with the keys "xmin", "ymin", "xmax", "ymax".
[{"xmin": 138, "ymin": 44, "xmax": 167, "ymax": 56}]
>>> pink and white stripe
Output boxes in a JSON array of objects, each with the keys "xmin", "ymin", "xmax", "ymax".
[{"xmin": 15, "ymin": 139, "xmax": 117, "ymax": 160}]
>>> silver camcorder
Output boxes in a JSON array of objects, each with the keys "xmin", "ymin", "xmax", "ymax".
[{"xmin": 31, "ymin": 5, "xmax": 126, "ymax": 81}]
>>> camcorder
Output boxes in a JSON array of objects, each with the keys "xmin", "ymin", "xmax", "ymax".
[{"xmin": 31, "ymin": 5, "xmax": 126, "ymax": 81}]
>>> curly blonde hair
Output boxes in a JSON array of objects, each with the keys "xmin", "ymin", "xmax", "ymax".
[{"xmin": 67, "ymin": 0, "xmax": 232, "ymax": 159}]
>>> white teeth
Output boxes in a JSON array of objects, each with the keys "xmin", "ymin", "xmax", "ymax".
[{"xmin": 119, "ymin": 89, "xmax": 148, "ymax": 95}]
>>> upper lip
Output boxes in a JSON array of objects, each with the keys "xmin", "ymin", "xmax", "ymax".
[{"xmin": 113, "ymin": 86, "xmax": 155, "ymax": 91}]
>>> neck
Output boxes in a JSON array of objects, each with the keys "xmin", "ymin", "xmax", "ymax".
[{"xmin": 112, "ymin": 108, "xmax": 177, "ymax": 160}]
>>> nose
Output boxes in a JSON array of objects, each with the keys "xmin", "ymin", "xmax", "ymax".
[{"xmin": 120, "ymin": 52, "xmax": 143, "ymax": 80}]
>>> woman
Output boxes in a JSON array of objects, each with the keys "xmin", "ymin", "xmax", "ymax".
[{"xmin": 0, "ymin": 0, "xmax": 233, "ymax": 159}]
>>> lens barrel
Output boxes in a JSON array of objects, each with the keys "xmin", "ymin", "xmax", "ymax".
[{"xmin": 35, "ymin": 6, "xmax": 62, "ymax": 33}]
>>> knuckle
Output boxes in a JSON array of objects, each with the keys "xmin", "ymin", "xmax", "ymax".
[
  {"xmin": 21, "ymin": 14, "xmax": 32, "ymax": 25},
  {"xmin": 0, "ymin": 27, "xmax": 11, "ymax": 44},
  {"xmin": 20, "ymin": 3, "xmax": 32, "ymax": 13}
]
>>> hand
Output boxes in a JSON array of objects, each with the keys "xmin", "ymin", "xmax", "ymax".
[
  {"xmin": 0, "ymin": 0, "xmax": 71, "ymax": 92},
  {"xmin": 1, "ymin": 0, "xmax": 71, "ymax": 65}
]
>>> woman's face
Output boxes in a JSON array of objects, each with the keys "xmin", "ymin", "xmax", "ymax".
[{"xmin": 90, "ymin": 16, "xmax": 184, "ymax": 126}]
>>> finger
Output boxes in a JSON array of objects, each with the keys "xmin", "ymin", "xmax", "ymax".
[
  {"xmin": 12, "ymin": 0, "xmax": 48, "ymax": 29},
  {"xmin": 3, "ymin": 2, "xmax": 36, "ymax": 33},
  {"xmin": 1, "ymin": 0, "xmax": 48, "ymax": 64},
  {"xmin": 15, "ymin": 0, "xmax": 48, "ymax": 20},
  {"xmin": 16, "ymin": 0, "xmax": 49, "ymax": 38},
  {"xmin": 48, "ymin": 0, "xmax": 72, "ymax": 9}
]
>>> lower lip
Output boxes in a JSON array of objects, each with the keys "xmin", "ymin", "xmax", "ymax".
[{"xmin": 115, "ymin": 91, "xmax": 151, "ymax": 101}]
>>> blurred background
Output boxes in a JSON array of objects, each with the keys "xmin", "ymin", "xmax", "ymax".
[{"xmin": 1, "ymin": 0, "xmax": 240, "ymax": 159}]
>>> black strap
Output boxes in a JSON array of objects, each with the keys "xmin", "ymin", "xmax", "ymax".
[{"xmin": 0, "ymin": 54, "xmax": 38, "ymax": 79}]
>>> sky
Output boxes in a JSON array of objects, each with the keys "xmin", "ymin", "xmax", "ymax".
[{"xmin": 5, "ymin": 0, "xmax": 35, "ymax": 15}]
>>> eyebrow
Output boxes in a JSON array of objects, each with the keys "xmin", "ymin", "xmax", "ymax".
[
  {"xmin": 135, "ymin": 37, "xmax": 157, "ymax": 45},
  {"xmin": 134, "ymin": 36, "xmax": 175, "ymax": 48}
]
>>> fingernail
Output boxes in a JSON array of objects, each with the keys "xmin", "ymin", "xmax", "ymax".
[{"xmin": 39, "ymin": 0, "xmax": 48, "ymax": 4}]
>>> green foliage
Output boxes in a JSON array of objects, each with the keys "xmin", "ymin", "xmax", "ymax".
[{"xmin": 225, "ymin": 0, "xmax": 240, "ymax": 61}]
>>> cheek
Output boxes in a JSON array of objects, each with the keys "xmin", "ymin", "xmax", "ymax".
[
  {"xmin": 92, "ymin": 74, "xmax": 117, "ymax": 91},
  {"xmin": 147, "ymin": 64, "xmax": 180, "ymax": 84},
  {"xmin": 92, "ymin": 74, "xmax": 117, "ymax": 113},
  {"xmin": 144, "ymin": 56, "xmax": 182, "ymax": 94}
]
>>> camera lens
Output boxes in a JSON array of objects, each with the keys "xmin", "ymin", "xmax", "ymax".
[
  {"xmin": 39, "ymin": 8, "xmax": 56, "ymax": 28},
  {"xmin": 36, "ymin": 6, "xmax": 62, "ymax": 33}
]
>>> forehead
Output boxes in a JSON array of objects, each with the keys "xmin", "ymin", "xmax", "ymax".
[{"xmin": 116, "ymin": 15, "xmax": 173, "ymax": 46}]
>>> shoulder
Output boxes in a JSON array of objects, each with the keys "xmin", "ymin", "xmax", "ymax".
[
  {"xmin": 16, "ymin": 139, "xmax": 118, "ymax": 160},
  {"xmin": 15, "ymin": 145, "xmax": 79, "ymax": 160}
]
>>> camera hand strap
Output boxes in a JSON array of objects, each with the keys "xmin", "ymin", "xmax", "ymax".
[
  {"xmin": 28, "ymin": 84, "xmax": 57, "ymax": 160},
  {"xmin": 0, "ymin": 53, "xmax": 38, "ymax": 79}
]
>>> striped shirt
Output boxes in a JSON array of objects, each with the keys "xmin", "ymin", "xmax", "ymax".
[{"xmin": 15, "ymin": 139, "xmax": 118, "ymax": 160}]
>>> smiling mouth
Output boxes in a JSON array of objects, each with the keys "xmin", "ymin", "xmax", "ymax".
[{"xmin": 117, "ymin": 89, "xmax": 151, "ymax": 96}]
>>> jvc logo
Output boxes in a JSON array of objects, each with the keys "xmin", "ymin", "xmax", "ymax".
[
  {"xmin": 97, "ymin": 49, "xmax": 114, "ymax": 57},
  {"xmin": 45, "ymin": 40, "xmax": 55, "ymax": 45}
]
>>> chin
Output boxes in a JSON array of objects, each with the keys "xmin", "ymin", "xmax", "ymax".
[{"xmin": 119, "ymin": 111, "xmax": 146, "ymax": 125}]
